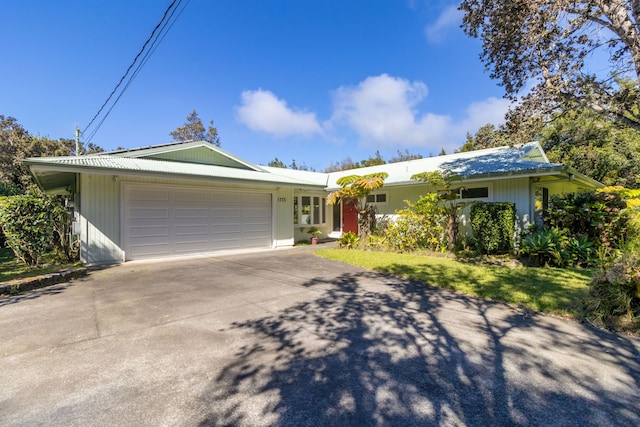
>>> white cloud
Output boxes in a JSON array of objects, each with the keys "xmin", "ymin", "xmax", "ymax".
[
  {"xmin": 424, "ymin": 5, "xmax": 464, "ymax": 43},
  {"xmin": 461, "ymin": 97, "xmax": 512, "ymax": 133},
  {"xmin": 329, "ymin": 74, "xmax": 512, "ymax": 152},
  {"xmin": 329, "ymin": 74, "xmax": 453, "ymax": 148},
  {"xmin": 236, "ymin": 89, "xmax": 322, "ymax": 138},
  {"xmin": 332, "ymin": 74, "xmax": 454, "ymax": 150},
  {"xmin": 236, "ymin": 75, "xmax": 512, "ymax": 153}
]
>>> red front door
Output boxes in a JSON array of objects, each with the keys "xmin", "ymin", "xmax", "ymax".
[{"xmin": 342, "ymin": 199, "xmax": 359, "ymax": 234}]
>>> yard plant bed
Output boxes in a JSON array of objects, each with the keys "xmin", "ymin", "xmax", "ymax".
[{"xmin": 316, "ymin": 248, "xmax": 593, "ymax": 318}]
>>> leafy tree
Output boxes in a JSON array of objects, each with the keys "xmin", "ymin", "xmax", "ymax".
[
  {"xmin": 289, "ymin": 159, "xmax": 314, "ymax": 171},
  {"xmin": 0, "ymin": 115, "xmax": 95, "ymax": 192},
  {"xmin": 0, "ymin": 115, "xmax": 30, "ymax": 189},
  {"xmin": 359, "ymin": 151, "xmax": 385, "ymax": 167},
  {"xmin": 388, "ymin": 149, "xmax": 423, "ymax": 163},
  {"xmin": 325, "ymin": 157, "xmax": 358, "ymax": 172},
  {"xmin": 267, "ymin": 157, "xmax": 287, "ymax": 168},
  {"xmin": 170, "ymin": 110, "xmax": 221, "ymax": 147},
  {"xmin": 266, "ymin": 158, "xmax": 315, "ymax": 171},
  {"xmin": 460, "ymin": 123, "xmax": 511, "ymax": 152},
  {"xmin": 540, "ymin": 109, "xmax": 640, "ymax": 188},
  {"xmin": 325, "ymin": 152, "xmax": 386, "ymax": 172},
  {"xmin": 460, "ymin": 1, "xmax": 640, "ymax": 134}
]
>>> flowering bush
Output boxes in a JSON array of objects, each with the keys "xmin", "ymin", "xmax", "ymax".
[
  {"xmin": 384, "ymin": 193, "xmax": 447, "ymax": 252},
  {"xmin": 545, "ymin": 191, "xmax": 629, "ymax": 249}
]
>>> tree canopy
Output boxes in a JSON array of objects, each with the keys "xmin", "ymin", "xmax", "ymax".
[
  {"xmin": 170, "ymin": 110, "xmax": 221, "ymax": 147},
  {"xmin": 388, "ymin": 149, "xmax": 423, "ymax": 163},
  {"xmin": 539, "ymin": 109, "xmax": 640, "ymax": 188},
  {"xmin": 459, "ymin": 123, "xmax": 511, "ymax": 152},
  {"xmin": 460, "ymin": 0, "xmax": 640, "ymax": 132},
  {"xmin": 0, "ymin": 115, "xmax": 104, "ymax": 192},
  {"xmin": 324, "ymin": 150, "xmax": 424, "ymax": 172},
  {"xmin": 460, "ymin": 111, "xmax": 640, "ymax": 189}
]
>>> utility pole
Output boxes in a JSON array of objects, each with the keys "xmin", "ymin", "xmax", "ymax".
[{"xmin": 75, "ymin": 127, "xmax": 80, "ymax": 156}]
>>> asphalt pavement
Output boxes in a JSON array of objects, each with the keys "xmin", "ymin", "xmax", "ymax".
[{"xmin": 1, "ymin": 245, "xmax": 639, "ymax": 426}]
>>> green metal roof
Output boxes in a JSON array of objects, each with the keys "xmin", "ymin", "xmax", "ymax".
[
  {"xmin": 324, "ymin": 142, "xmax": 601, "ymax": 189},
  {"xmin": 25, "ymin": 155, "xmax": 322, "ymax": 191},
  {"xmin": 24, "ymin": 140, "xmax": 602, "ymax": 194}
]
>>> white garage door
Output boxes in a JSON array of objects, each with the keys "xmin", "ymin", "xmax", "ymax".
[{"xmin": 123, "ymin": 184, "xmax": 272, "ymax": 260}]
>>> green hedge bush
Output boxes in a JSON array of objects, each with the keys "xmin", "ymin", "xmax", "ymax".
[
  {"xmin": 470, "ymin": 202, "xmax": 516, "ymax": 254},
  {"xmin": 0, "ymin": 194, "xmax": 74, "ymax": 266}
]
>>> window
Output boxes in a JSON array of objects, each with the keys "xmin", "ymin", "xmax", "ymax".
[
  {"xmin": 534, "ymin": 187, "xmax": 549, "ymax": 226},
  {"xmin": 460, "ymin": 187, "xmax": 489, "ymax": 199},
  {"xmin": 293, "ymin": 195, "xmax": 326, "ymax": 226},
  {"xmin": 366, "ymin": 193, "xmax": 387, "ymax": 204}
]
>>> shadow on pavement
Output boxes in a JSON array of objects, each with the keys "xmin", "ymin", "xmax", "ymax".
[{"xmin": 197, "ymin": 270, "xmax": 640, "ymax": 426}]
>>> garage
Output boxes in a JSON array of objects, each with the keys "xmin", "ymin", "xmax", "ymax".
[{"xmin": 123, "ymin": 184, "xmax": 272, "ymax": 260}]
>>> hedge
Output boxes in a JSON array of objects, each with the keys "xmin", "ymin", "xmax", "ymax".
[{"xmin": 470, "ymin": 202, "xmax": 516, "ymax": 254}]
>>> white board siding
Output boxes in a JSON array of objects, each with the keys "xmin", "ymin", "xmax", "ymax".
[
  {"xmin": 492, "ymin": 177, "xmax": 532, "ymax": 229},
  {"xmin": 79, "ymin": 174, "xmax": 122, "ymax": 265},
  {"xmin": 123, "ymin": 184, "xmax": 272, "ymax": 261}
]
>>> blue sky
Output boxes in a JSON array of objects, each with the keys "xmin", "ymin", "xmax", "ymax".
[{"xmin": 2, "ymin": 0, "xmax": 512, "ymax": 170}]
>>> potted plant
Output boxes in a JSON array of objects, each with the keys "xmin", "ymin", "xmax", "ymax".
[{"xmin": 307, "ymin": 227, "xmax": 322, "ymax": 244}]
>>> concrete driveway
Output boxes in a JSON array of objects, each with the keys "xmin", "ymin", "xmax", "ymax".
[{"xmin": 1, "ymin": 247, "xmax": 639, "ymax": 426}]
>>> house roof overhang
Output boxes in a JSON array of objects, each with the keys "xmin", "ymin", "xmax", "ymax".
[
  {"xmin": 24, "ymin": 140, "xmax": 604, "ymax": 195},
  {"xmin": 24, "ymin": 156, "xmax": 325, "ymax": 193}
]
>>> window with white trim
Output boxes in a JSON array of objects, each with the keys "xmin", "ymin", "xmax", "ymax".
[
  {"xmin": 460, "ymin": 187, "xmax": 489, "ymax": 199},
  {"xmin": 366, "ymin": 193, "xmax": 388, "ymax": 204},
  {"xmin": 293, "ymin": 195, "xmax": 326, "ymax": 225}
]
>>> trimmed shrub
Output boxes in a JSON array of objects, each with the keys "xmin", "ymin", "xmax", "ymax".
[{"xmin": 470, "ymin": 202, "xmax": 516, "ymax": 254}]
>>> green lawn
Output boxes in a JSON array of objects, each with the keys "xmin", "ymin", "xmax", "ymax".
[
  {"xmin": 0, "ymin": 246, "xmax": 81, "ymax": 283},
  {"xmin": 315, "ymin": 248, "xmax": 594, "ymax": 317}
]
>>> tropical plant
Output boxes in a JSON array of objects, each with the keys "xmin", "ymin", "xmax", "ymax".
[
  {"xmin": 520, "ymin": 227, "xmax": 569, "ymax": 267},
  {"xmin": 338, "ymin": 231, "xmax": 359, "ymax": 250},
  {"xmin": 410, "ymin": 170, "xmax": 462, "ymax": 251},
  {"xmin": 564, "ymin": 236, "xmax": 596, "ymax": 268},
  {"xmin": 327, "ymin": 172, "xmax": 388, "ymax": 236}
]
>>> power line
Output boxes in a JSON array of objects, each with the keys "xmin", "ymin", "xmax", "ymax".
[{"xmin": 81, "ymin": 0, "xmax": 188, "ymax": 144}]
